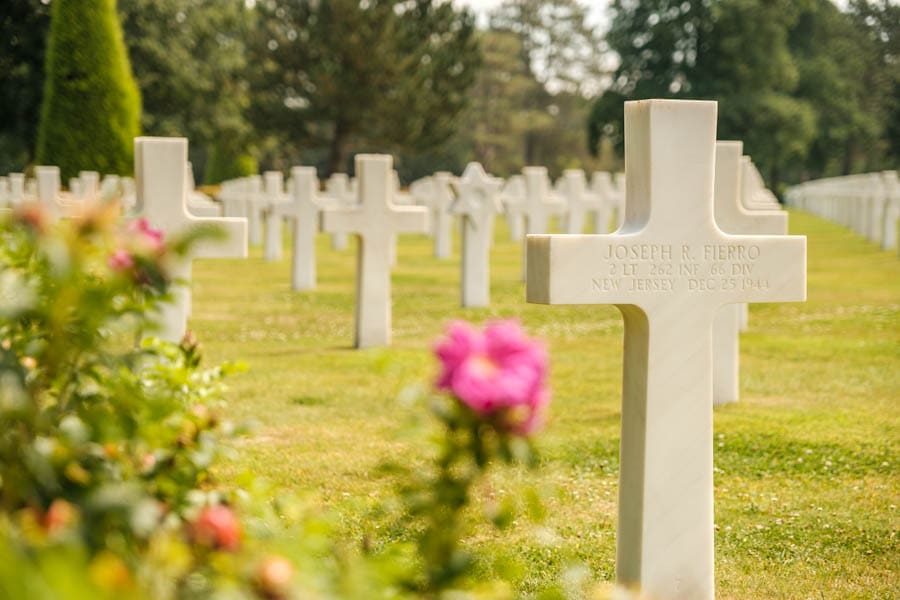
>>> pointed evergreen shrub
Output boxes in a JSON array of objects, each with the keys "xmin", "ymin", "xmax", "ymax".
[{"xmin": 36, "ymin": 0, "xmax": 141, "ymax": 181}]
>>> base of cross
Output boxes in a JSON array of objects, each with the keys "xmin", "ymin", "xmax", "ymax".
[{"xmin": 527, "ymin": 99, "xmax": 806, "ymax": 600}]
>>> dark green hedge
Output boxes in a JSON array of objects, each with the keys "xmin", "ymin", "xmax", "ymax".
[{"xmin": 36, "ymin": 0, "xmax": 141, "ymax": 181}]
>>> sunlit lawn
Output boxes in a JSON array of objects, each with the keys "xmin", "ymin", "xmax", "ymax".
[{"xmin": 191, "ymin": 210, "xmax": 898, "ymax": 598}]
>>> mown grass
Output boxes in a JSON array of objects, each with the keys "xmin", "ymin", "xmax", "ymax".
[{"xmin": 191, "ymin": 210, "xmax": 898, "ymax": 598}]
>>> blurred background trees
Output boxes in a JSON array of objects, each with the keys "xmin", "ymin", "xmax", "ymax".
[
  {"xmin": 0, "ymin": 0, "xmax": 896, "ymax": 189},
  {"xmin": 589, "ymin": 0, "xmax": 899, "ymax": 192}
]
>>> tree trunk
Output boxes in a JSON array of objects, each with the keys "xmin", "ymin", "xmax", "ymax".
[{"xmin": 326, "ymin": 119, "xmax": 348, "ymax": 176}]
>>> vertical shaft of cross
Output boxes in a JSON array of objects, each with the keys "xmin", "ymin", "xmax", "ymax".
[
  {"xmin": 289, "ymin": 167, "xmax": 318, "ymax": 290},
  {"xmin": 354, "ymin": 157, "xmax": 392, "ymax": 348},
  {"xmin": 617, "ymin": 305, "xmax": 715, "ymax": 599},
  {"xmin": 461, "ymin": 216, "xmax": 489, "ymax": 306}
]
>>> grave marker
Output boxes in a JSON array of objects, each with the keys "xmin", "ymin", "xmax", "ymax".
[
  {"xmin": 712, "ymin": 141, "xmax": 788, "ymax": 406},
  {"xmin": 500, "ymin": 174, "xmax": 526, "ymax": 241},
  {"xmin": 273, "ymin": 166, "xmax": 322, "ymax": 290},
  {"xmin": 324, "ymin": 174, "xmax": 353, "ymax": 251},
  {"xmin": 526, "ymin": 100, "xmax": 806, "ymax": 599},
  {"xmin": 451, "ymin": 162, "xmax": 502, "ymax": 307},
  {"xmin": 322, "ymin": 155, "xmax": 428, "ymax": 348},
  {"xmin": 263, "ymin": 171, "xmax": 288, "ymax": 261},
  {"xmin": 135, "ymin": 137, "xmax": 248, "ymax": 342},
  {"xmin": 558, "ymin": 169, "xmax": 603, "ymax": 234},
  {"xmin": 429, "ymin": 172, "xmax": 456, "ymax": 259},
  {"xmin": 507, "ymin": 166, "xmax": 565, "ymax": 280}
]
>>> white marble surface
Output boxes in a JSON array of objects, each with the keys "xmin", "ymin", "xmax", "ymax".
[
  {"xmin": 526, "ymin": 100, "xmax": 807, "ymax": 600},
  {"xmin": 429, "ymin": 172, "xmax": 456, "ymax": 259},
  {"xmin": 500, "ymin": 174, "xmax": 526, "ymax": 241},
  {"xmin": 451, "ymin": 162, "xmax": 502, "ymax": 307},
  {"xmin": 263, "ymin": 171, "xmax": 288, "ymax": 261},
  {"xmin": 507, "ymin": 166, "xmax": 565, "ymax": 280},
  {"xmin": 323, "ymin": 173, "xmax": 354, "ymax": 251},
  {"xmin": 274, "ymin": 166, "xmax": 322, "ymax": 290},
  {"xmin": 712, "ymin": 141, "xmax": 788, "ymax": 406},
  {"xmin": 322, "ymin": 155, "xmax": 428, "ymax": 348},
  {"xmin": 558, "ymin": 169, "xmax": 603, "ymax": 234},
  {"xmin": 134, "ymin": 137, "xmax": 248, "ymax": 342}
]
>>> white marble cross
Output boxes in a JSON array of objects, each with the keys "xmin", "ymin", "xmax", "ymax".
[
  {"xmin": 273, "ymin": 166, "xmax": 322, "ymax": 290},
  {"xmin": 262, "ymin": 171, "xmax": 288, "ymax": 261},
  {"xmin": 35, "ymin": 166, "xmax": 83, "ymax": 221},
  {"xmin": 322, "ymin": 155, "xmax": 428, "ymax": 348},
  {"xmin": 526, "ymin": 100, "xmax": 806, "ymax": 600},
  {"xmin": 79, "ymin": 171, "xmax": 100, "ymax": 201},
  {"xmin": 500, "ymin": 174, "xmax": 526, "ymax": 241},
  {"xmin": 8, "ymin": 173, "xmax": 25, "ymax": 206},
  {"xmin": 323, "ymin": 173, "xmax": 354, "ymax": 251},
  {"xmin": 740, "ymin": 158, "xmax": 780, "ymax": 210},
  {"xmin": 429, "ymin": 172, "xmax": 456, "ymax": 259},
  {"xmin": 712, "ymin": 141, "xmax": 788, "ymax": 406},
  {"xmin": 558, "ymin": 169, "xmax": 603, "ymax": 234},
  {"xmin": 507, "ymin": 166, "xmax": 565, "ymax": 280},
  {"xmin": 589, "ymin": 171, "xmax": 618, "ymax": 233},
  {"xmin": 134, "ymin": 137, "xmax": 248, "ymax": 342},
  {"xmin": 451, "ymin": 162, "xmax": 502, "ymax": 307}
]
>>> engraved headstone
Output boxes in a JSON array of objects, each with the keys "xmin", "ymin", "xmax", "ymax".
[
  {"xmin": 134, "ymin": 137, "xmax": 248, "ymax": 342},
  {"xmin": 451, "ymin": 162, "xmax": 502, "ymax": 307},
  {"xmin": 526, "ymin": 100, "xmax": 806, "ymax": 600},
  {"xmin": 322, "ymin": 155, "xmax": 428, "ymax": 348}
]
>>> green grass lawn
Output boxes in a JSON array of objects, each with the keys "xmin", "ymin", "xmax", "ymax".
[{"xmin": 191, "ymin": 210, "xmax": 898, "ymax": 599}]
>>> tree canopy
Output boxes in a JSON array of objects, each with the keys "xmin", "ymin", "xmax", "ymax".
[
  {"xmin": 589, "ymin": 0, "xmax": 899, "ymax": 190},
  {"xmin": 248, "ymin": 0, "xmax": 481, "ymax": 175}
]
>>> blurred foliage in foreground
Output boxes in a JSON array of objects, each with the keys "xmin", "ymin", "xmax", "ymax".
[{"xmin": 0, "ymin": 205, "xmax": 633, "ymax": 598}]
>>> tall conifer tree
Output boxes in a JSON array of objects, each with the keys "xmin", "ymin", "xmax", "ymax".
[{"xmin": 36, "ymin": 0, "xmax": 141, "ymax": 180}]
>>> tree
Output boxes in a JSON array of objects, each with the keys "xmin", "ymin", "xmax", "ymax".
[
  {"xmin": 455, "ymin": 30, "xmax": 549, "ymax": 176},
  {"xmin": 118, "ymin": 0, "xmax": 255, "ymax": 181},
  {"xmin": 36, "ymin": 0, "xmax": 141, "ymax": 180},
  {"xmin": 589, "ymin": 0, "xmax": 816, "ymax": 190},
  {"xmin": 249, "ymin": 0, "xmax": 480, "ymax": 175},
  {"xmin": 0, "ymin": 0, "xmax": 52, "ymax": 173},
  {"xmin": 846, "ymin": 0, "xmax": 900, "ymax": 168},
  {"xmin": 490, "ymin": 0, "xmax": 608, "ymax": 168}
]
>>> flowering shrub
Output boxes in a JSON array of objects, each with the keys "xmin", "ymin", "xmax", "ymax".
[
  {"xmin": 435, "ymin": 319, "xmax": 550, "ymax": 435},
  {"xmin": 0, "ymin": 202, "xmax": 631, "ymax": 598},
  {"xmin": 0, "ymin": 203, "xmax": 271, "ymax": 598}
]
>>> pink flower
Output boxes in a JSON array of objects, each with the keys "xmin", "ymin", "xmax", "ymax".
[
  {"xmin": 434, "ymin": 320, "xmax": 549, "ymax": 434},
  {"xmin": 107, "ymin": 248, "xmax": 134, "ymax": 271},
  {"xmin": 127, "ymin": 218, "xmax": 164, "ymax": 253},
  {"xmin": 191, "ymin": 504, "xmax": 241, "ymax": 551}
]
